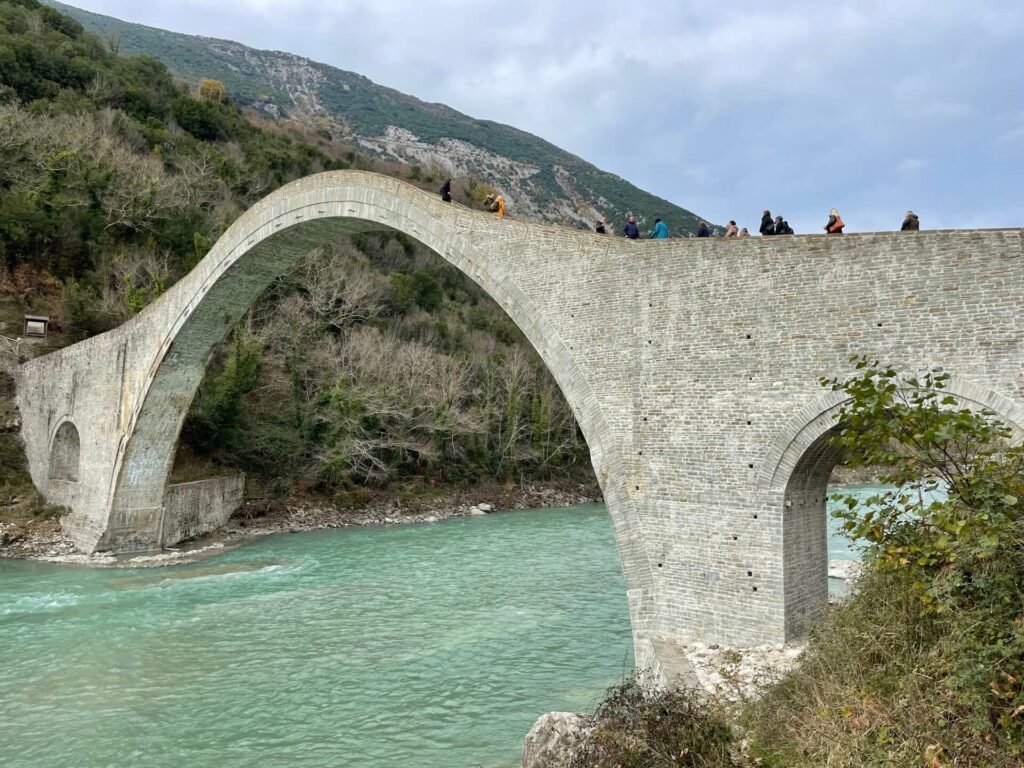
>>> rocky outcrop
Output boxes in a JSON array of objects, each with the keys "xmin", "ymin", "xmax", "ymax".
[
  {"xmin": 685, "ymin": 642, "xmax": 803, "ymax": 701},
  {"xmin": 521, "ymin": 712, "xmax": 593, "ymax": 768}
]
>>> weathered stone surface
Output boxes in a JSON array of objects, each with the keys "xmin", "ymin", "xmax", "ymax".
[
  {"xmin": 13, "ymin": 170, "xmax": 1024, "ymax": 661},
  {"xmin": 521, "ymin": 711, "xmax": 593, "ymax": 768},
  {"xmin": 161, "ymin": 475, "xmax": 245, "ymax": 547}
]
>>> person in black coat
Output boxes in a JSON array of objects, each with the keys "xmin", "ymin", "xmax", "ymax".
[
  {"xmin": 759, "ymin": 210, "xmax": 774, "ymax": 236},
  {"xmin": 901, "ymin": 211, "xmax": 920, "ymax": 231},
  {"xmin": 696, "ymin": 220, "xmax": 710, "ymax": 237},
  {"xmin": 439, "ymin": 179, "xmax": 452, "ymax": 202},
  {"xmin": 623, "ymin": 215, "xmax": 640, "ymax": 239},
  {"xmin": 774, "ymin": 215, "xmax": 793, "ymax": 235}
]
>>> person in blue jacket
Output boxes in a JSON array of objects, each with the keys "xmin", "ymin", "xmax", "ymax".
[
  {"xmin": 623, "ymin": 215, "xmax": 640, "ymax": 239},
  {"xmin": 649, "ymin": 217, "xmax": 669, "ymax": 239}
]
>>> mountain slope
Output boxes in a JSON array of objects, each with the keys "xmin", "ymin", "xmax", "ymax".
[
  {"xmin": 47, "ymin": 0, "xmax": 704, "ymax": 232},
  {"xmin": 0, "ymin": 0, "xmax": 592, "ymax": 494}
]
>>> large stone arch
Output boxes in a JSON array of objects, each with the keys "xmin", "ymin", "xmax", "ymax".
[
  {"xmin": 758, "ymin": 380, "xmax": 1024, "ymax": 639},
  {"xmin": 91, "ymin": 171, "xmax": 654, "ymax": 657}
]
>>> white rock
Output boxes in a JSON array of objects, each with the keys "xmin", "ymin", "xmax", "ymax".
[
  {"xmin": 477, "ymin": 503, "xmax": 494, "ymax": 512},
  {"xmin": 522, "ymin": 712, "xmax": 593, "ymax": 768},
  {"xmin": 469, "ymin": 507, "xmax": 486, "ymax": 516},
  {"xmin": 683, "ymin": 640, "xmax": 805, "ymax": 701}
]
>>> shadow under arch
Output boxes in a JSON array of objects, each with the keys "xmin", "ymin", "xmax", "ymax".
[
  {"xmin": 49, "ymin": 419, "xmax": 81, "ymax": 482},
  {"xmin": 99, "ymin": 171, "xmax": 655, "ymax": 654},
  {"xmin": 757, "ymin": 380, "xmax": 1024, "ymax": 640}
]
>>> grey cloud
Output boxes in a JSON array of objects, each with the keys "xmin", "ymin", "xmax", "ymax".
[{"xmin": 66, "ymin": 0, "xmax": 1024, "ymax": 229}]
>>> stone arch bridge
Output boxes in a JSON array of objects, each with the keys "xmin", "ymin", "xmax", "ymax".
[{"xmin": 15, "ymin": 171, "xmax": 1024, "ymax": 662}]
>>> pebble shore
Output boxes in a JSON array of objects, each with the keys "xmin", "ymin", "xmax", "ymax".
[{"xmin": 0, "ymin": 480, "xmax": 601, "ymax": 567}]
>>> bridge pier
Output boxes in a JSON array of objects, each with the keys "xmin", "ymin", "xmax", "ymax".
[{"xmin": 16, "ymin": 171, "xmax": 1024, "ymax": 651}]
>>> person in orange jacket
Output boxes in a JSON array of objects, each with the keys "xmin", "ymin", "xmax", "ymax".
[
  {"xmin": 825, "ymin": 208, "xmax": 844, "ymax": 234},
  {"xmin": 483, "ymin": 193, "xmax": 507, "ymax": 217}
]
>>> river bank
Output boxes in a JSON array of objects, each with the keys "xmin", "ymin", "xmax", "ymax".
[{"xmin": 0, "ymin": 477, "xmax": 602, "ymax": 566}]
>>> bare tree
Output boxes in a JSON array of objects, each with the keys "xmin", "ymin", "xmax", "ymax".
[
  {"xmin": 94, "ymin": 247, "xmax": 173, "ymax": 322},
  {"xmin": 494, "ymin": 347, "xmax": 535, "ymax": 473},
  {"xmin": 298, "ymin": 246, "xmax": 385, "ymax": 332}
]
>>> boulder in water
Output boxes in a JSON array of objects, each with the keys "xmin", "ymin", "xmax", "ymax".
[{"xmin": 521, "ymin": 711, "xmax": 593, "ymax": 768}]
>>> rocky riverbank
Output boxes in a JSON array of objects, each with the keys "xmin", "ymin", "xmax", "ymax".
[
  {"xmin": 521, "ymin": 561, "xmax": 866, "ymax": 767},
  {"xmin": 0, "ymin": 478, "xmax": 602, "ymax": 566}
]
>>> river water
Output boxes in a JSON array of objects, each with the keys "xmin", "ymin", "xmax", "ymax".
[
  {"xmin": 0, "ymin": 496, "xmax": 866, "ymax": 768},
  {"xmin": 1, "ymin": 505, "xmax": 632, "ymax": 768}
]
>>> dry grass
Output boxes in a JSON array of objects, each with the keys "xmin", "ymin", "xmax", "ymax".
[{"xmin": 743, "ymin": 563, "xmax": 1023, "ymax": 767}]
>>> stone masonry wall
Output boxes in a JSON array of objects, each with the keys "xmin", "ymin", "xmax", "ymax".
[
  {"xmin": 16, "ymin": 170, "xmax": 1024, "ymax": 654},
  {"xmin": 161, "ymin": 474, "xmax": 245, "ymax": 548}
]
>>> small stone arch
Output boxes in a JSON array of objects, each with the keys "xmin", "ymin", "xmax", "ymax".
[
  {"xmin": 759, "ymin": 380, "xmax": 1024, "ymax": 640},
  {"xmin": 759, "ymin": 380, "xmax": 1024, "ymax": 494},
  {"xmin": 49, "ymin": 420, "xmax": 81, "ymax": 482}
]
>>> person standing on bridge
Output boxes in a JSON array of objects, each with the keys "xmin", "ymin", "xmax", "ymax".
[
  {"xmin": 724, "ymin": 220, "xmax": 738, "ymax": 237},
  {"xmin": 774, "ymin": 215, "xmax": 794, "ymax": 235},
  {"xmin": 696, "ymin": 220, "xmax": 710, "ymax": 237},
  {"xmin": 623, "ymin": 215, "xmax": 640, "ymax": 239},
  {"xmin": 760, "ymin": 210, "xmax": 775, "ymax": 236},
  {"xmin": 649, "ymin": 217, "xmax": 669, "ymax": 239},
  {"xmin": 484, "ymin": 193, "xmax": 507, "ymax": 217},
  {"xmin": 825, "ymin": 208, "xmax": 844, "ymax": 234},
  {"xmin": 901, "ymin": 210, "xmax": 920, "ymax": 231},
  {"xmin": 439, "ymin": 178, "xmax": 452, "ymax": 202},
  {"xmin": 595, "ymin": 218, "xmax": 607, "ymax": 234},
  {"xmin": 739, "ymin": 227, "xmax": 750, "ymax": 237}
]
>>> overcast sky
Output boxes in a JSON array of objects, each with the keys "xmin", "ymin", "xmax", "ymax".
[{"xmin": 66, "ymin": 0, "xmax": 1023, "ymax": 233}]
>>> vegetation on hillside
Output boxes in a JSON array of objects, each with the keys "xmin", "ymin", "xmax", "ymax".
[
  {"xmin": 0, "ymin": 0, "xmax": 591, "ymax": 510},
  {"xmin": 573, "ymin": 360, "xmax": 1024, "ymax": 767},
  {"xmin": 46, "ymin": 0, "xmax": 705, "ymax": 233}
]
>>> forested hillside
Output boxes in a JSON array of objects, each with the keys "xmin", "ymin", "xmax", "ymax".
[
  {"xmin": 46, "ymin": 0, "xmax": 707, "ymax": 233},
  {"xmin": 0, "ymin": 0, "xmax": 590, "ymax": 507}
]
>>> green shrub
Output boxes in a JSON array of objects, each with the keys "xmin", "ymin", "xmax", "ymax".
[
  {"xmin": 182, "ymin": 332, "xmax": 263, "ymax": 453},
  {"xmin": 171, "ymin": 96, "xmax": 226, "ymax": 140},
  {"xmin": 573, "ymin": 679, "xmax": 739, "ymax": 768},
  {"xmin": 743, "ymin": 359, "xmax": 1024, "ymax": 766},
  {"xmin": 391, "ymin": 269, "xmax": 442, "ymax": 313}
]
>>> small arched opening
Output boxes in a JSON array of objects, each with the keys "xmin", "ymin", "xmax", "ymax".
[
  {"xmin": 782, "ymin": 426, "xmax": 844, "ymax": 640},
  {"xmin": 771, "ymin": 379, "xmax": 1024, "ymax": 642},
  {"xmin": 49, "ymin": 421, "xmax": 81, "ymax": 482}
]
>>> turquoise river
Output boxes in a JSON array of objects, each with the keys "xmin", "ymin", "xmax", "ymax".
[{"xmin": 0, "ymin": 498, "xmax": 863, "ymax": 768}]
